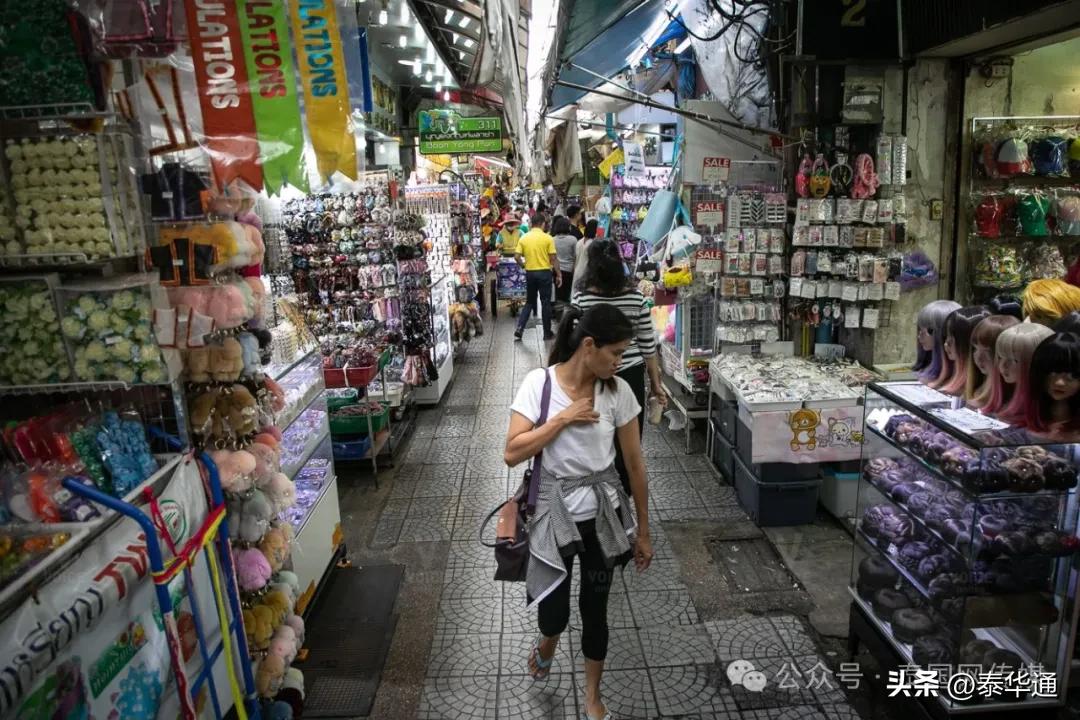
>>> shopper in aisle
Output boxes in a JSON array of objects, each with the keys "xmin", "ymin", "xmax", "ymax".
[
  {"xmin": 496, "ymin": 212, "xmax": 522, "ymax": 257},
  {"xmin": 514, "ymin": 212, "xmax": 561, "ymax": 340},
  {"xmin": 572, "ymin": 239, "xmax": 666, "ymax": 495},
  {"xmin": 504, "ymin": 303, "xmax": 653, "ymax": 720},
  {"xmin": 567, "ymin": 205, "xmax": 585, "ymax": 239},
  {"xmin": 551, "ymin": 215, "xmax": 579, "ymax": 306},
  {"xmin": 571, "ymin": 219, "xmax": 599, "ymax": 292}
]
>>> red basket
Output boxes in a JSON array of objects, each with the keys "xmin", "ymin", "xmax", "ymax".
[
  {"xmin": 323, "ymin": 368, "xmax": 346, "ymax": 388},
  {"xmin": 344, "ymin": 364, "xmax": 376, "ymax": 387}
]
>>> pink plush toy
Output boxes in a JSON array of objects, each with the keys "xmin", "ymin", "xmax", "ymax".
[
  {"xmin": 258, "ymin": 425, "xmax": 283, "ymax": 443},
  {"xmin": 263, "ymin": 376, "xmax": 286, "ymax": 413},
  {"xmin": 265, "ymin": 473, "xmax": 296, "ymax": 512},
  {"xmin": 234, "ymin": 547, "xmax": 272, "ymax": 591},
  {"xmin": 168, "ymin": 281, "xmax": 255, "ymax": 330},
  {"xmin": 248, "ymin": 442, "xmax": 279, "ymax": 488},
  {"xmin": 237, "ymin": 209, "xmax": 264, "ymax": 232},
  {"xmin": 284, "ymin": 614, "xmax": 305, "ymax": 644},
  {"xmin": 210, "ymin": 449, "xmax": 257, "ymax": 493},
  {"xmin": 244, "ymin": 276, "xmax": 268, "ymax": 326},
  {"xmin": 244, "ymin": 224, "xmax": 265, "ymax": 265},
  {"xmin": 269, "ymin": 631, "xmax": 297, "ymax": 665}
]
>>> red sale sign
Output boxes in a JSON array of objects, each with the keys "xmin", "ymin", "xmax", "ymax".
[{"xmin": 703, "ymin": 156, "xmax": 731, "ymax": 184}]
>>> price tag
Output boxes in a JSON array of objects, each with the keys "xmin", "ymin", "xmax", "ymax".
[
  {"xmin": 884, "ymin": 281, "xmax": 901, "ymax": 301},
  {"xmin": 694, "ymin": 248, "xmax": 724, "ymax": 273},
  {"xmin": 829, "ymin": 280, "xmax": 843, "ymax": 298},
  {"xmin": 801, "ymin": 280, "xmax": 818, "ymax": 299},
  {"xmin": 863, "ymin": 307, "xmax": 880, "ymax": 328},
  {"xmin": 694, "ymin": 201, "xmax": 725, "ymax": 230},
  {"xmin": 857, "ymin": 283, "xmax": 871, "ymax": 301},
  {"xmin": 789, "ymin": 278, "xmax": 804, "ymax": 297},
  {"xmin": 842, "ymin": 283, "xmax": 858, "ymax": 302},
  {"xmin": 867, "ymin": 283, "xmax": 884, "ymax": 301},
  {"xmin": 845, "ymin": 308, "xmax": 861, "ymax": 328},
  {"xmin": 749, "ymin": 278, "xmax": 764, "ymax": 295}
]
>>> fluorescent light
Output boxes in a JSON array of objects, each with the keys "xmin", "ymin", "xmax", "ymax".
[
  {"xmin": 435, "ymin": 81, "xmax": 443, "ymax": 92},
  {"xmin": 463, "ymin": 38, "xmax": 474, "ymax": 48},
  {"xmin": 378, "ymin": 8, "xmax": 388, "ymax": 24},
  {"xmin": 400, "ymin": 3, "xmax": 409, "ymax": 23},
  {"xmin": 413, "ymin": 58, "xmax": 422, "ymax": 75},
  {"xmin": 457, "ymin": 50, "xmax": 465, "ymax": 60},
  {"xmin": 675, "ymin": 37, "xmax": 691, "ymax": 53},
  {"xmin": 414, "ymin": 23, "xmax": 425, "ymax": 41},
  {"xmin": 398, "ymin": 34, "xmax": 407, "ymax": 47},
  {"xmin": 397, "ymin": 59, "xmax": 416, "ymax": 66},
  {"xmin": 425, "ymin": 44, "xmax": 435, "ymax": 62},
  {"xmin": 452, "ymin": 32, "xmax": 459, "ymax": 43},
  {"xmin": 444, "ymin": 8, "xmax": 454, "ymax": 23},
  {"xmin": 425, "ymin": 70, "xmax": 433, "ymax": 82},
  {"xmin": 457, "ymin": 15, "xmax": 470, "ymax": 28}
]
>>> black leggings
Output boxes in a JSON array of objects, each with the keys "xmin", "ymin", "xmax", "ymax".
[
  {"xmin": 536, "ymin": 519, "xmax": 615, "ymax": 661},
  {"xmin": 614, "ymin": 362, "xmax": 646, "ymax": 496}
]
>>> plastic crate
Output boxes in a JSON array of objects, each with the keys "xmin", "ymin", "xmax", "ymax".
[
  {"xmin": 734, "ymin": 455, "xmax": 819, "ymax": 527},
  {"xmin": 326, "ymin": 388, "xmax": 359, "ymax": 411},
  {"xmin": 330, "ymin": 403, "xmax": 389, "ymax": 436},
  {"xmin": 345, "ymin": 364, "xmax": 377, "ymax": 387},
  {"xmin": 324, "ymin": 368, "xmax": 346, "ymax": 388},
  {"xmin": 734, "ymin": 414, "xmax": 821, "ymax": 483},
  {"xmin": 709, "ymin": 421, "xmax": 734, "ymax": 483},
  {"xmin": 332, "ymin": 436, "xmax": 372, "ymax": 460},
  {"xmin": 819, "ymin": 468, "xmax": 860, "ymax": 521}
]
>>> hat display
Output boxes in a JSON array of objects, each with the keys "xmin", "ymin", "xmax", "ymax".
[
  {"xmin": 996, "ymin": 138, "xmax": 1031, "ymax": 177},
  {"xmin": 1030, "ymin": 136, "xmax": 1069, "ymax": 176}
]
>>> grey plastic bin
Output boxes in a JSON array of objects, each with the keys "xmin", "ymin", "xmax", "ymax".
[{"xmin": 734, "ymin": 455, "xmax": 820, "ymax": 526}]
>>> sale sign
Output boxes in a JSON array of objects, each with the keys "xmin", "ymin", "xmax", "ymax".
[
  {"xmin": 702, "ymin": 156, "xmax": 731, "ymax": 184},
  {"xmin": 694, "ymin": 201, "xmax": 725, "ymax": 230},
  {"xmin": 184, "ymin": 0, "xmax": 263, "ymax": 190},
  {"xmin": 695, "ymin": 248, "xmax": 724, "ymax": 273}
]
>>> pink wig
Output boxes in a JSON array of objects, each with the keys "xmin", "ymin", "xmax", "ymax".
[
  {"xmin": 939, "ymin": 306, "xmax": 990, "ymax": 396},
  {"xmin": 993, "ymin": 323, "xmax": 1054, "ymax": 426}
]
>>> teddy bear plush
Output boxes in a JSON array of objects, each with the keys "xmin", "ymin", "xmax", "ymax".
[
  {"xmin": 259, "ymin": 527, "xmax": 289, "ymax": 572},
  {"xmin": 242, "ymin": 608, "xmax": 259, "ymax": 649},
  {"xmin": 264, "ymin": 589, "xmax": 292, "ymax": 626},
  {"xmin": 256, "ymin": 653, "xmax": 286, "ymax": 697},
  {"xmin": 234, "ymin": 546, "xmax": 272, "ymax": 592},
  {"xmin": 216, "ymin": 384, "xmax": 258, "ymax": 441},
  {"xmin": 168, "ymin": 281, "xmax": 255, "ymax": 331},
  {"xmin": 189, "ymin": 388, "xmax": 221, "ymax": 440},
  {"xmin": 185, "ymin": 345, "xmax": 211, "ymax": 383},
  {"xmin": 263, "ymin": 376, "xmax": 286, "ymax": 413},
  {"xmin": 210, "ymin": 448, "xmax": 256, "ymax": 494}
]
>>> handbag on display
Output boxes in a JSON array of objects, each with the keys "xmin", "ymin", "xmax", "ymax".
[{"xmin": 479, "ymin": 370, "xmax": 552, "ymax": 582}]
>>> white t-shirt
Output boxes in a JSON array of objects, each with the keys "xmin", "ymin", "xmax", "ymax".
[{"xmin": 510, "ymin": 366, "xmax": 641, "ymax": 521}]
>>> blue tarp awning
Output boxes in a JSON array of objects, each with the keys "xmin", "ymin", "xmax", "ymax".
[{"xmin": 548, "ymin": 0, "xmax": 669, "ymax": 110}]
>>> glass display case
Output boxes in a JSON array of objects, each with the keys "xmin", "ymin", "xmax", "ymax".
[
  {"xmin": 851, "ymin": 381, "xmax": 1079, "ymax": 712},
  {"xmin": 280, "ymin": 393, "xmax": 329, "ymax": 480}
]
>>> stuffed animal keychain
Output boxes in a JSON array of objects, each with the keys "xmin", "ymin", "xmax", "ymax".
[
  {"xmin": 808, "ymin": 154, "xmax": 832, "ymax": 198},
  {"xmin": 795, "ymin": 154, "xmax": 813, "ymax": 198},
  {"xmin": 851, "ymin": 154, "xmax": 880, "ymax": 199}
]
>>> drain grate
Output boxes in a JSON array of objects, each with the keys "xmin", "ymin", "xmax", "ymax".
[{"xmin": 707, "ymin": 537, "xmax": 799, "ymax": 594}]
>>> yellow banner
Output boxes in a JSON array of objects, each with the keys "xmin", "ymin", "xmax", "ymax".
[
  {"xmin": 289, "ymin": 0, "xmax": 356, "ymax": 181},
  {"xmin": 598, "ymin": 147, "xmax": 624, "ymax": 179}
]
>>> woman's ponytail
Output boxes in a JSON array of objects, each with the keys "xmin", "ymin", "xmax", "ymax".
[{"xmin": 548, "ymin": 305, "xmax": 584, "ymax": 365}]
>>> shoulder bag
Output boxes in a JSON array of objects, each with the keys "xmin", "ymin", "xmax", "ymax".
[{"xmin": 479, "ymin": 369, "xmax": 552, "ymax": 582}]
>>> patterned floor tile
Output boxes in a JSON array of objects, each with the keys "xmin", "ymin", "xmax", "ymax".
[
  {"xmin": 442, "ymin": 566, "xmax": 500, "ymax": 599},
  {"xmin": 637, "ymin": 626, "xmax": 716, "ymax": 667},
  {"xmin": 496, "ymin": 672, "xmax": 579, "ymax": 720},
  {"xmin": 380, "ymin": 497, "xmax": 412, "ymax": 517},
  {"xmin": 572, "ymin": 627, "xmax": 645, "ymax": 670},
  {"xmin": 460, "ymin": 473, "xmax": 508, "ymax": 496},
  {"xmin": 767, "ymin": 616, "xmax": 819, "ymax": 657},
  {"xmin": 705, "ymin": 617, "xmax": 794, "ymax": 662},
  {"xmin": 502, "ymin": 592, "xmax": 538, "ymax": 634},
  {"xmin": 435, "ymin": 594, "xmax": 504, "ymax": 635},
  {"xmin": 500, "ymin": 632, "xmax": 577, "ymax": 676},
  {"xmin": 445, "ymin": 540, "xmax": 498, "ymax": 570},
  {"xmin": 425, "ymin": 631, "xmax": 503, "ymax": 677},
  {"xmin": 370, "ymin": 515, "xmax": 403, "ymax": 546},
  {"xmin": 680, "ymin": 454, "xmax": 715, "ymax": 472},
  {"xmin": 642, "ymin": 456, "xmax": 684, "ymax": 474},
  {"xmin": 426, "ymin": 436, "xmax": 472, "ymax": 461},
  {"xmin": 628, "ymin": 588, "xmax": 700, "ymax": 627},
  {"xmin": 456, "ymin": 490, "xmax": 507, "ymax": 516},
  {"xmin": 394, "ymin": 462, "xmax": 424, "ymax": 481},
  {"xmin": 436, "ymin": 417, "xmax": 477, "ymax": 440},
  {"xmin": 397, "ymin": 506, "xmax": 457, "ymax": 543},
  {"xmin": 650, "ymin": 664, "xmax": 739, "ymax": 716},
  {"xmin": 444, "ymin": 404, "xmax": 479, "ymax": 416},
  {"xmin": 648, "ymin": 473, "xmax": 707, "ymax": 510},
  {"xmin": 452, "ymin": 512, "xmax": 489, "ymax": 542},
  {"xmin": 417, "ymin": 676, "xmax": 498, "ymax": 719},
  {"xmin": 621, "ymin": 557, "xmax": 684, "ymax": 593},
  {"xmin": 574, "ymin": 669, "xmax": 657, "ymax": 719}
]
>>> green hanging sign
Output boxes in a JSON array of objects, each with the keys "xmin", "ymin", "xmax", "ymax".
[
  {"xmin": 235, "ymin": 0, "xmax": 309, "ymax": 193},
  {"xmin": 418, "ymin": 110, "xmax": 503, "ymax": 155}
]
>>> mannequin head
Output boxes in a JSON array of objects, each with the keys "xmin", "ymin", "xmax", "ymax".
[
  {"xmin": 987, "ymin": 294, "xmax": 1023, "ymax": 321},
  {"xmin": 940, "ymin": 306, "xmax": 991, "ymax": 395},
  {"xmin": 967, "ymin": 315, "xmax": 1019, "ymax": 408},
  {"xmin": 914, "ymin": 300, "xmax": 962, "ymax": 382},
  {"xmin": 1026, "ymin": 332, "xmax": 1080, "ymax": 437},
  {"xmin": 1022, "ymin": 279, "xmax": 1080, "ymax": 327},
  {"xmin": 993, "ymin": 323, "xmax": 1055, "ymax": 425},
  {"xmin": 1054, "ymin": 311, "xmax": 1080, "ymax": 335}
]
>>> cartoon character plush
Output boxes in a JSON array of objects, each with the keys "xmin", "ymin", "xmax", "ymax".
[{"xmin": 787, "ymin": 408, "xmax": 821, "ymax": 451}]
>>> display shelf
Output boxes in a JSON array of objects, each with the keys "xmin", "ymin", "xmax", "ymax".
[
  {"xmin": 849, "ymin": 590, "xmax": 1059, "ymax": 714},
  {"xmin": 278, "ymin": 387, "xmax": 326, "ymax": 435},
  {"xmin": 268, "ymin": 346, "xmax": 318, "ymax": 382},
  {"xmin": 282, "ymin": 412, "xmax": 330, "ymax": 480},
  {"xmin": 0, "ymin": 379, "xmax": 172, "ymax": 395}
]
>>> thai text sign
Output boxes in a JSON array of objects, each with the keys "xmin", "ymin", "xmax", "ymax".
[{"xmin": 419, "ymin": 110, "xmax": 503, "ymax": 154}]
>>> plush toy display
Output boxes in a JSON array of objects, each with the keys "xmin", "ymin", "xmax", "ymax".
[
  {"xmin": 259, "ymin": 527, "xmax": 290, "ymax": 571},
  {"xmin": 190, "ymin": 384, "xmax": 259, "ymax": 446},
  {"xmin": 264, "ymin": 472, "xmax": 296, "ymax": 513},
  {"xmin": 234, "ymin": 547, "xmax": 272, "ymax": 591},
  {"xmin": 167, "ymin": 281, "xmax": 256, "ymax": 331},
  {"xmin": 238, "ymin": 332, "xmax": 262, "ymax": 376},
  {"xmin": 256, "ymin": 654, "xmax": 286, "ymax": 697},
  {"xmin": 228, "ymin": 488, "xmax": 273, "ymax": 543},
  {"xmin": 210, "ymin": 449, "xmax": 256, "ymax": 493},
  {"xmin": 264, "ymin": 589, "xmax": 292, "ymax": 625},
  {"xmin": 248, "ymin": 442, "xmax": 279, "ymax": 487}
]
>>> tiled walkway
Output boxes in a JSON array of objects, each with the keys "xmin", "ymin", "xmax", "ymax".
[{"xmin": 372, "ymin": 311, "xmax": 864, "ymax": 719}]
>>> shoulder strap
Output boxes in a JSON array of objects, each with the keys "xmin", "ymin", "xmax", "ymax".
[{"xmin": 525, "ymin": 369, "xmax": 553, "ymax": 513}]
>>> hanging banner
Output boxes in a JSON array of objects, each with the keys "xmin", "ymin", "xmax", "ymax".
[
  {"xmin": 184, "ymin": 0, "xmax": 264, "ymax": 191},
  {"xmin": 622, "ymin": 142, "xmax": 646, "ymax": 178},
  {"xmin": 236, "ymin": 0, "xmax": 309, "ymax": 193},
  {"xmin": 289, "ymin": 0, "xmax": 357, "ymax": 181}
]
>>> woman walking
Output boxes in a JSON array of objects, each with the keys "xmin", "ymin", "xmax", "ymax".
[
  {"xmin": 573, "ymin": 239, "xmax": 667, "ymax": 495},
  {"xmin": 551, "ymin": 215, "xmax": 579, "ymax": 305},
  {"xmin": 505, "ymin": 304, "xmax": 653, "ymax": 720}
]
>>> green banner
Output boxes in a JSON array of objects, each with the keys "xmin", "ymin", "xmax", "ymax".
[
  {"xmin": 418, "ymin": 110, "xmax": 503, "ymax": 155},
  {"xmin": 236, "ymin": 0, "xmax": 308, "ymax": 193}
]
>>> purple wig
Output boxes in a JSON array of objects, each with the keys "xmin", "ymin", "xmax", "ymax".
[{"xmin": 914, "ymin": 300, "xmax": 962, "ymax": 380}]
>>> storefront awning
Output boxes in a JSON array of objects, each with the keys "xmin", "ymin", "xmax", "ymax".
[{"xmin": 546, "ymin": 0, "xmax": 669, "ymax": 111}]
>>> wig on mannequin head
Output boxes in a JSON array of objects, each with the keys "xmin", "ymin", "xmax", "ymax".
[
  {"xmin": 987, "ymin": 294, "xmax": 1024, "ymax": 321},
  {"xmin": 914, "ymin": 300, "xmax": 962, "ymax": 382},
  {"xmin": 967, "ymin": 315, "xmax": 1019, "ymax": 408},
  {"xmin": 992, "ymin": 323, "xmax": 1055, "ymax": 425},
  {"xmin": 1054, "ymin": 311, "xmax": 1080, "ymax": 335},
  {"xmin": 1025, "ymin": 332, "xmax": 1080, "ymax": 437},
  {"xmin": 939, "ymin": 306, "xmax": 991, "ymax": 395},
  {"xmin": 1022, "ymin": 279, "xmax": 1080, "ymax": 327}
]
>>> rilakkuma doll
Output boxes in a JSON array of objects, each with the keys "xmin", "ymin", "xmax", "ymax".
[
  {"xmin": 913, "ymin": 300, "xmax": 961, "ymax": 385},
  {"xmin": 1022, "ymin": 279, "xmax": 1080, "ymax": 327},
  {"xmin": 939, "ymin": 306, "xmax": 991, "ymax": 396},
  {"xmin": 966, "ymin": 315, "xmax": 1019, "ymax": 409},
  {"xmin": 1025, "ymin": 332, "xmax": 1080, "ymax": 440},
  {"xmin": 991, "ymin": 323, "xmax": 1054, "ymax": 425}
]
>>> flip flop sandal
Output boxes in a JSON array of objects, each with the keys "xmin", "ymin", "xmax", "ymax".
[
  {"xmin": 528, "ymin": 638, "xmax": 554, "ymax": 680},
  {"xmin": 583, "ymin": 711, "xmax": 611, "ymax": 720}
]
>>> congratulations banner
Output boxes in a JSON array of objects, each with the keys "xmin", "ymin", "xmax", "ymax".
[
  {"xmin": 236, "ymin": 0, "xmax": 308, "ymax": 194},
  {"xmin": 290, "ymin": 0, "xmax": 357, "ymax": 181},
  {"xmin": 184, "ymin": 0, "xmax": 264, "ymax": 190}
]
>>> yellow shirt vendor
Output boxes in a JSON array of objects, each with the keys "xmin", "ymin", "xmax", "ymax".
[{"xmin": 517, "ymin": 227, "xmax": 557, "ymax": 271}]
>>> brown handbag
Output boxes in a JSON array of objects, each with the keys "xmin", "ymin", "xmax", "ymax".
[{"xmin": 479, "ymin": 369, "xmax": 552, "ymax": 582}]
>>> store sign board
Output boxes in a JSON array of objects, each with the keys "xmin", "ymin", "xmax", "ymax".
[
  {"xmin": 418, "ymin": 110, "xmax": 503, "ymax": 154},
  {"xmin": 694, "ymin": 201, "xmax": 725, "ymax": 230},
  {"xmin": 695, "ymin": 248, "xmax": 724, "ymax": 273},
  {"xmin": 290, "ymin": 0, "xmax": 357, "ymax": 181},
  {"xmin": 622, "ymin": 141, "xmax": 646, "ymax": 177},
  {"xmin": 702, "ymin": 156, "xmax": 730, "ymax": 184},
  {"xmin": 184, "ymin": 0, "xmax": 263, "ymax": 190},
  {"xmin": 236, "ymin": 0, "xmax": 308, "ymax": 193},
  {"xmin": 0, "ymin": 464, "xmax": 213, "ymax": 718}
]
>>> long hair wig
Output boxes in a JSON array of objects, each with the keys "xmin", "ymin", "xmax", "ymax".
[
  {"xmin": 1025, "ymin": 332, "xmax": 1080, "ymax": 436},
  {"xmin": 914, "ymin": 300, "xmax": 961, "ymax": 382}
]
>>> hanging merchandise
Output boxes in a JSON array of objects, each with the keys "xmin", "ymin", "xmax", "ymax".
[
  {"xmin": 236, "ymin": 0, "xmax": 308, "ymax": 194},
  {"xmin": 289, "ymin": 0, "xmax": 356, "ymax": 182},
  {"xmin": 182, "ymin": 0, "xmax": 262, "ymax": 190}
]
